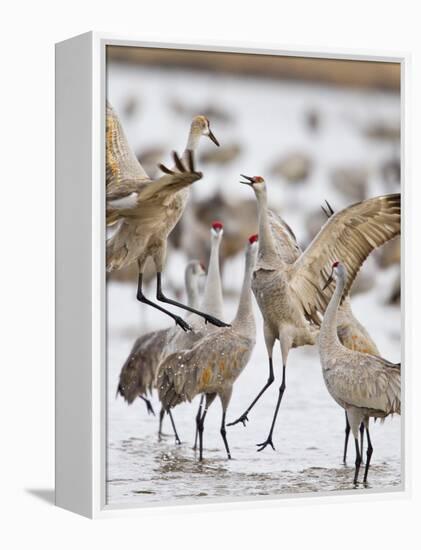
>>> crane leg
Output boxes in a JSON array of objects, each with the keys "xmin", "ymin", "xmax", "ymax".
[
  {"xmin": 197, "ymin": 408, "xmax": 208, "ymax": 462},
  {"xmin": 363, "ymin": 425, "xmax": 373, "ymax": 484},
  {"xmin": 167, "ymin": 410, "xmax": 181, "ymax": 445},
  {"xmin": 228, "ymin": 357, "xmax": 274, "ymax": 427},
  {"xmin": 196, "ymin": 394, "xmax": 216, "ymax": 461},
  {"xmin": 139, "ymin": 395, "xmax": 155, "ymax": 416},
  {"xmin": 256, "ymin": 364, "xmax": 286, "ymax": 452},
  {"xmin": 156, "ymin": 273, "xmax": 230, "ymax": 328},
  {"xmin": 136, "ymin": 273, "xmax": 192, "ymax": 332},
  {"xmin": 220, "ymin": 411, "xmax": 231, "ymax": 459},
  {"xmin": 359, "ymin": 422, "xmax": 365, "ymax": 464},
  {"xmin": 158, "ymin": 407, "xmax": 165, "ymax": 441},
  {"xmin": 193, "ymin": 395, "xmax": 204, "ymax": 451},
  {"xmin": 353, "ymin": 437, "xmax": 362, "ymax": 485},
  {"xmin": 343, "ymin": 411, "xmax": 350, "ymax": 464}
]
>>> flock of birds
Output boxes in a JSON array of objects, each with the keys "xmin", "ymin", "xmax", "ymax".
[{"xmin": 107, "ymin": 101, "xmax": 401, "ymax": 487}]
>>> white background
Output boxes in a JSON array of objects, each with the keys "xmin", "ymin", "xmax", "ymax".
[{"xmin": 0, "ymin": 1, "xmax": 419, "ymax": 548}]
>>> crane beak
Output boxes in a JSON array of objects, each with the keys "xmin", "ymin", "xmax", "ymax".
[
  {"xmin": 207, "ymin": 129, "xmax": 220, "ymax": 147},
  {"xmin": 322, "ymin": 269, "xmax": 334, "ymax": 291},
  {"xmin": 321, "ymin": 200, "xmax": 335, "ymax": 219},
  {"xmin": 240, "ymin": 174, "xmax": 254, "ymax": 186}
]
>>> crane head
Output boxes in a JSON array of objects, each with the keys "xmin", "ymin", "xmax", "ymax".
[
  {"xmin": 211, "ymin": 220, "xmax": 224, "ymax": 236},
  {"xmin": 240, "ymin": 175, "xmax": 266, "ymax": 190},
  {"xmin": 322, "ymin": 260, "xmax": 345, "ymax": 291},
  {"xmin": 193, "ymin": 115, "xmax": 220, "ymax": 146}
]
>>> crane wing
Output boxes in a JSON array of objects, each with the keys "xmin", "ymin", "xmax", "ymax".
[
  {"xmin": 117, "ymin": 329, "xmax": 169, "ymax": 403},
  {"xmin": 106, "ymin": 101, "xmax": 150, "ymax": 199},
  {"xmin": 136, "ymin": 150, "xmax": 203, "ymax": 202},
  {"xmin": 290, "ymin": 194, "xmax": 400, "ymax": 325},
  {"xmin": 326, "ymin": 355, "xmax": 400, "ymax": 414},
  {"xmin": 268, "ymin": 209, "xmax": 302, "ymax": 263},
  {"xmin": 157, "ymin": 330, "xmax": 251, "ymax": 409}
]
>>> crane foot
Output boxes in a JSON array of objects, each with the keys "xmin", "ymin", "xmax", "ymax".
[
  {"xmin": 203, "ymin": 314, "xmax": 231, "ymax": 328},
  {"xmin": 145, "ymin": 401, "xmax": 155, "ymax": 416},
  {"xmin": 174, "ymin": 317, "xmax": 192, "ymax": 332},
  {"xmin": 227, "ymin": 413, "xmax": 249, "ymax": 427},
  {"xmin": 256, "ymin": 436, "xmax": 275, "ymax": 452}
]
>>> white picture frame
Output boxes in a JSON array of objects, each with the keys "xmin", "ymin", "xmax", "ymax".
[{"xmin": 55, "ymin": 32, "xmax": 409, "ymax": 518}]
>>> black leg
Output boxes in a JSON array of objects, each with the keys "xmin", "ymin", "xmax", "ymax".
[
  {"xmin": 156, "ymin": 272, "xmax": 230, "ymax": 328},
  {"xmin": 359, "ymin": 422, "xmax": 365, "ymax": 463},
  {"xmin": 158, "ymin": 407, "xmax": 165, "ymax": 441},
  {"xmin": 228, "ymin": 358, "xmax": 274, "ymax": 427},
  {"xmin": 193, "ymin": 395, "xmax": 204, "ymax": 451},
  {"xmin": 343, "ymin": 411, "xmax": 350, "ymax": 464},
  {"xmin": 168, "ymin": 410, "xmax": 181, "ymax": 445},
  {"xmin": 197, "ymin": 406, "xmax": 209, "ymax": 461},
  {"xmin": 136, "ymin": 273, "xmax": 192, "ymax": 332},
  {"xmin": 220, "ymin": 411, "xmax": 232, "ymax": 459},
  {"xmin": 139, "ymin": 395, "xmax": 155, "ymax": 416},
  {"xmin": 363, "ymin": 426, "xmax": 373, "ymax": 484},
  {"xmin": 354, "ymin": 437, "xmax": 362, "ymax": 485},
  {"xmin": 256, "ymin": 364, "xmax": 286, "ymax": 452}
]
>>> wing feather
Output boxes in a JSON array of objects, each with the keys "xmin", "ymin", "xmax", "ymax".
[
  {"xmin": 325, "ymin": 355, "xmax": 401, "ymax": 414},
  {"xmin": 268, "ymin": 210, "xmax": 302, "ymax": 264},
  {"xmin": 106, "ymin": 101, "xmax": 150, "ymax": 199},
  {"xmin": 291, "ymin": 194, "xmax": 400, "ymax": 325}
]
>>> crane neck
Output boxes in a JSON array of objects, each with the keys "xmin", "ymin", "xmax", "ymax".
[
  {"xmin": 183, "ymin": 126, "xmax": 202, "ymax": 161},
  {"xmin": 201, "ymin": 234, "xmax": 224, "ymax": 319},
  {"xmin": 255, "ymin": 188, "xmax": 281, "ymax": 266},
  {"xmin": 319, "ymin": 270, "xmax": 346, "ymax": 350},
  {"xmin": 185, "ymin": 268, "xmax": 201, "ymax": 310},
  {"xmin": 232, "ymin": 247, "xmax": 256, "ymax": 337}
]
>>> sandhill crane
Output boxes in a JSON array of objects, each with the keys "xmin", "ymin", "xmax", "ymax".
[
  {"xmin": 337, "ymin": 298, "xmax": 380, "ymax": 462},
  {"xmin": 229, "ymin": 175, "xmax": 400, "ymax": 453},
  {"xmin": 163, "ymin": 220, "xmax": 226, "ymax": 449},
  {"xmin": 105, "ymin": 101, "xmax": 226, "ymax": 331},
  {"xmin": 319, "ymin": 261, "xmax": 400, "ymax": 484},
  {"xmin": 321, "ymin": 200, "xmax": 380, "ymax": 463},
  {"xmin": 166, "ymin": 220, "xmax": 225, "ymax": 355},
  {"xmin": 117, "ymin": 260, "xmax": 206, "ymax": 443},
  {"xmin": 157, "ymin": 235, "xmax": 258, "ymax": 461}
]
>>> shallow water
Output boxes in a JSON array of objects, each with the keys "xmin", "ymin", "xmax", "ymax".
[
  {"xmin": 106, "ymin": 64, "xmax": 401, "ymax": 507},
  {"xmin": 107, "ymin": 282, "xmax": 401, "ymax": 507}
]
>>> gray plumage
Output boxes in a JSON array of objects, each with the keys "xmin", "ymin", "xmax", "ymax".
[
  {"xmin": 116, "ymin": 260, "xmax": 205, "ymax": 405},
  {"xmin": 106, "ymin": 103, "xmax": 216, "ymax": 273},
  {"xmin": 319, "ymin": 265, "xmax": 400, "ymax": 418},
  {"xmin": 230, "ymin": 175, "xmax": 400, "ymax": 452},
  {"xmin": 117, "ymin": 329, "xmax": 169, "ymax": 404},
  {"xmin": 165, "ymin": 222, "xmax": 226, "ymax": 355},
  {"xmin": 319, "ymin": 261, "xmax": 400, "ymax": 484},
  {"xmin": 157, "ymin": 237, "xmax": 258, "ymax": 459}
]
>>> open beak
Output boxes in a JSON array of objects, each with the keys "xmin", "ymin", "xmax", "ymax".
[
  {"xmin": 208, "ymin": 129, "xmax": 220, "ymax": 147},
  {"xmin": 322, "ymin": 268, "xmax": 334, "ymax": 291},
  {"xmin": 240, "ymin": 174, "xmax": 254, "ymax": 186}
]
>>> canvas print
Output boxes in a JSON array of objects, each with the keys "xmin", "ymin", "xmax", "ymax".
[{"xmin": 105, "ymin": 46, "xmax": 401, "ymax": 507}]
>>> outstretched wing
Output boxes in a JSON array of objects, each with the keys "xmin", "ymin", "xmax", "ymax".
[
  {"xmin": 106, "ymin": 150, "xmax": 203, "ymax": 230},
  {"xmin": 290, "ymin": 194, "xmax": 400, "ymax": 325},
  {"xmin": 137, "ymin": 150, "xmax": 202, "ymax": 202},
  {"xmin": 268, "ymin": 209, "xmax": 302, "ymax": 264},
  {"xmin": 106, "ymin": 101, "xmax": 150, "ymax": 199}
]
